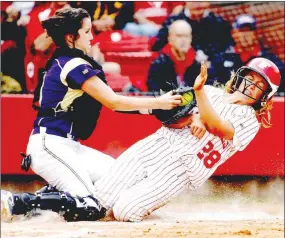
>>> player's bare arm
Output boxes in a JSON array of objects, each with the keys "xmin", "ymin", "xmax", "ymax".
[
  {"xmin": 33, "ymin": 31, "xmax": 53, "ymax": 52},
  {"xmin": 194, "ymin": 62, "xmax": 235, "ymax": 140},
  {"xmin": 82, "ymin": 76, "xmax": 182, "ymax": 110}
]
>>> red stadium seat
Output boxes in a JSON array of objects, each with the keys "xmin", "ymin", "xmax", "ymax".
[
  {"xmin": 0, "ymin": 40, "xmax": 16, "ymax": 53},
  {"xmin": 105, "ymin": 52, "xmax": 159, "ymax": 91},
  {"xmin": 105, "ymin": 73, "xmax": 132, "ymax": 92},
  {"xmin": 92, "ymin": 31, "xmax": 152, "ymax": 53}
]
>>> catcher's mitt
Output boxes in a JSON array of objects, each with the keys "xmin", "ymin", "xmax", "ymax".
[{"xmin": 152, "ymin": 86, "xmax": 197, "ymax": 125}]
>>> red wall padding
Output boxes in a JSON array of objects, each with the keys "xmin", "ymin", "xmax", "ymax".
[{"xmin": 1, "ymin": 95, "xmax": 284, "ymax": 176}]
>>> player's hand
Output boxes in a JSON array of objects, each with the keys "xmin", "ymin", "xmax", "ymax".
[
  {"xmin": 193, "ymin": 61, "xmax": 208, "ymax": 91},
  {"xmin": 190, "ymin": 114, "xmax": 206, "ymax": 139},
  {"xmin": 17, "ymin": 15, "xmax": 30, "ymax": 26},
  {"xmin": 158, "ymin": 91, "xmax": 182, "ymax": 110}
]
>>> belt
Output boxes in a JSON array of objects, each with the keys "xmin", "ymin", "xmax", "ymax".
[{"xmin": 32, "ymin": 127, "xmax": 78, "ymax": 141}]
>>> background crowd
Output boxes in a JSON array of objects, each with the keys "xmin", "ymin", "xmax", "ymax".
[{"xmin": 1, "ymin": 1, "xmax": 284, "ymax": 95}]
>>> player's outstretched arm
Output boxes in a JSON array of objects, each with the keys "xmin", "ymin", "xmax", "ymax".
[
  {"xmin": 193, "ymin": 62, "xmax": 234, "ymax": 140},
  {"xmin": 81, "ymin": 76, "xmax": 182, "ymax": 111}
]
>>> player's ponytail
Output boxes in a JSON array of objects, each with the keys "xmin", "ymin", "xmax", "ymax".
[
  {"xmin": 224, "ymin": 71, "xmax": 235, "ymax": 94},
  {"xmin": 255, "ymin": 100, "xmax": 273, "ymax": 128}
]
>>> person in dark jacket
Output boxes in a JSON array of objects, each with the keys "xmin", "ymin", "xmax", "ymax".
[
  {"xmin": 151, "ymin": 2, "xmax": 234, "ymax": 58},
  {"xmin": 147, "ymin": 20, "xmax": 200, "ymax": 92},
  {"xmin": 1, "ymin": 3, "xmax": 27, "ymax": 93}
]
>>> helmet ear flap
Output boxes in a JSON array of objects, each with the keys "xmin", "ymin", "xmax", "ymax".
[
  {"xmin": 251, "ymin": 79, "xmax": 272, "ymax": 110},
  {"xmin": 253, "ymin": 95, "xmax": 266, "ymax": 110}
]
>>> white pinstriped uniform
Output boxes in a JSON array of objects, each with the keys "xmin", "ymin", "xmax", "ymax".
[{"xmin": 94, "ymin": 85, "xmax": 261, "ymax": 221}]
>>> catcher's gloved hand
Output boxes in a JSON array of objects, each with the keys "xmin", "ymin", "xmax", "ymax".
[{"xmin": 152, "ymin": 86, "xmax": 197, "ymax": 125}]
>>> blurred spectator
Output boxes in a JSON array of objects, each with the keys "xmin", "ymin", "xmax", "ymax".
[
  {"xmin": 1, "ymin": 1, "xmax": 32, "ymax": 93},
  {"xmin": 24, "ymin": 2, "xmax": 70, "ymax": 93},
  {"xmin": 70, "ymin": 1, "xmax": 123, "ymax": 34},
  {"xmin": 147, "ymin": 20, "xmax": 200, "ymax": 92},
  {"xmin": 1, "ymin": 73, "xmax": 22, "ymax": 94},
  {"xmin": 6, "ymin": 1, "xmax": 35, "ymax": 26},
  {"xmin": 209, "ymin": 14, "xmax": 285, "ymax": 92},
  {"xmin": 90, "ymin": 42, "xmax": 121, "ymax": 74},
  {"xmin": 115, "ymin": 2, "xmax": 184, "ymax": 37},
  {"xmin": 151, "ymin": 2, "xmax": 234, "ymax": 59},
  {"xmin": 24, "ymin": 2, "xmax": 121, "ymax": 93},
  {"xmin": 233, "ymin": 14, "xmax": 285, "ymax": 93},
  {"xmin": 70, "ymin": 2, "xmax": 122, "ymax": 75}
]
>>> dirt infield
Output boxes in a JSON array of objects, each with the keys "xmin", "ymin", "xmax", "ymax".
[{"xmin": 1, "ymin": 178, "xmax": 284, "ymax": 238}]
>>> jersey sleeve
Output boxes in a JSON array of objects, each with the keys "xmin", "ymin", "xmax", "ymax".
[
  {"xmin": 204, "ymin": 85, "xmax": 223, "ymax": 98},
  {"xmin": 60, "ymin": 58, "xmax": 102, "ymax": 89},
  {"xmin": 227, "ymin": 106, "xmax": 260, "ymax": 151}
]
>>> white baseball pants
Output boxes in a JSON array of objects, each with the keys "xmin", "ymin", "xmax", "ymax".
[
  {"xmin": 27, "ymin": 133, "xmax": 115, "ymax": 197},
  {"xmin": 94, "ymin": 129, "xmax": 191, "ymax": 222}
]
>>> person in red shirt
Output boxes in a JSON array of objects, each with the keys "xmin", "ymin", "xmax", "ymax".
[
  {"xmin": 24, "ymin": 2, "xmax": 70, "ymax": 93},
  {"xmin": 230, "ymin": 14, "xmax": 285, "ymax": 93},
  {"xmin": 232, "ymin": 14, "xmax": 261, "ymax": 63}
]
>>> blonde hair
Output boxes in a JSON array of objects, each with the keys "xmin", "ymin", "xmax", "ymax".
[{"xmin": 224, "ymin": 71, "xmax": 274, "ymax": 128}]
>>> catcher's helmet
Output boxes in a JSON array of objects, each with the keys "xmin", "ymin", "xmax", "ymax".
[{"xmin": 232, "ymin": 57, "xmax": 281, "ymax": 106}]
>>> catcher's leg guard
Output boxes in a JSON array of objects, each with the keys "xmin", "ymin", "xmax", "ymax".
[
  {"xmin": 2, "ymin": 190, "xmax": 106, "ymax": 222},
  {"xmin": 28, "ymin": 192, "xmax": 106, "ymax": 222}
]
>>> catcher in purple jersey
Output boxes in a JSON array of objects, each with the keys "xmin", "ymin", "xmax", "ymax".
[{"xmin": 1, "ymin": 7, "xmax": 183, "ymax": 222}]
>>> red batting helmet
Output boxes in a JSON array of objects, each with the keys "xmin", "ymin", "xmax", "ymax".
[{"xmin": 232, "ymin": 57, "xmax": 281, "ymax": 106}]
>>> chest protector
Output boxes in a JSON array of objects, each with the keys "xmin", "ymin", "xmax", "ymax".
[{"xmin": 33, "ymin": 47, "xmax": 107, "ymax": 140}]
